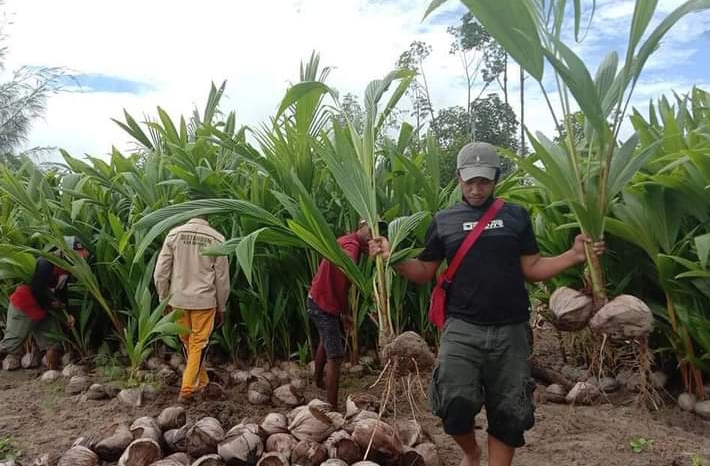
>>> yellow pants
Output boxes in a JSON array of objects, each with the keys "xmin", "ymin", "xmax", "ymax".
[{"xmin": 176, "ymin": 308, "xmax": 215, "ymax": 397}]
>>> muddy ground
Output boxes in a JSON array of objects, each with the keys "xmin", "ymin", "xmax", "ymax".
[{"xmin": 1, "ymin": 327, "xmax": 709, "ymax": 466}]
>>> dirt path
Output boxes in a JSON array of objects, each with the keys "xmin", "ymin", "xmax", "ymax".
[{"xmin": 1, "ymin": 328, "xmax": 709, "ymax": 466}]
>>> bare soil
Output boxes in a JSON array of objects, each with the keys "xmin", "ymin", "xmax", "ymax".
[{"xmin": 1, "ymin": 327, "xmax": 709, "ymax": 466}]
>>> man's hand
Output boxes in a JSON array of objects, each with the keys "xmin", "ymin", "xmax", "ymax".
[
  {"xmin": 571, "ymin": 234, "xmax": 605, "ymax": 263},
  {"xmin": 342, "ymin": 314, "xmax": 354, "ymax": 334},
  {"xmin": 214, "ymin": 312, "xmax": 225, "ymax": 329},
  {"xmin": 66, "ymin": 314, "xmax": 76, "ymax": 330},
  {"xmin": 368, "ymin": 237, "xmax": 391, "ymax": 260}
]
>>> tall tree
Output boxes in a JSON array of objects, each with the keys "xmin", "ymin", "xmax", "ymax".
[
  {"xmin": 435, "ymin": 95, "xmax": 518, "ymax": 184},
  {"xmin": 397, "ymin": 41, "xmax": 437, "ymax": 138},
  {"xmin": 448, "ymin": 13, "xmax": 507, "ymax": 140},
  {"xmin": 0, "ymin": 7, "xmax": 63, "ymax": 154}
]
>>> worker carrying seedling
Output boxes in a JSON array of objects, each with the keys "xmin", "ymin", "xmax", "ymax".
[
  {"xmin": 0, "ymin": 236, "xmax": 88, "ymax": 371},
  {"xmin": 153, "ymin": 216, "xmax": 230, "ymax": 403},
  {"xmin": 307, "ymin": 219, "xmax": 386, "ymax": 410},
  {"xmin": 369, "ymin": 142, "xmax": 605, "ymax": 466}
]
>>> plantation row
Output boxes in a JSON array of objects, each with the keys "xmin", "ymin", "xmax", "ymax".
[{"xmin": 1, "ymin": 0, "xmax": 710, "ymax": 400}]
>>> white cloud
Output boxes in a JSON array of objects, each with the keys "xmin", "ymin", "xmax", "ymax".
[{"xmin": 2, "ymin": 0, "xmax": 707, "ymax": 160}]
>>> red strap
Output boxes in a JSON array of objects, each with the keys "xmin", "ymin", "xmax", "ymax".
[{"xmin": 443, "ymin": 198, "xmax": 504, "ymax": 282}]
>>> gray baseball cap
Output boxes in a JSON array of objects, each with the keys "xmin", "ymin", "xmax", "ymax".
[{"xmin": 456, "ymin": 142, "xmax": 500, "ymax": 181}]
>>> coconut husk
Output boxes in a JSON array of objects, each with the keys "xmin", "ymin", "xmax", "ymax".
[
  {"xmin": 381, "ymin": 331, "xmax": 434, "ymax": 376},
  {"xmin": 351, "ymin": 462, "xmax": 380, "ymax": 466},
  {"xmin": 394, "ymin": 420, "xmax": 422, "ymax": 447},
  {"xmin": 260, "ymin": 413, "xmax": 289, "ymax": 436},
  {"xmin": 57, "ymin": 445, "xmax": 98, "ymax": 466},
  {"xmin": 265, "ymin": 433, "xmax": 298, "ymax": 459},
  {"xmin": 352, "ymin": 418, "xmax": 403, "ymax": 460},
  {"xmin": 250, "ymin": 367, "xmax": 266, "ymax": 377},
  {"xmin": 345, "ymin": 410, "xmax": 380, "ymax": 433},
  {"xmin": 400, "ymin": 447, "xmax": 426, "ymax": 466},
  {"xmin": 187, "ymin": 417, "xmax": 225, "ymax": 457},
  {"xmin": 118, "ymin": 438, "xmax": 162, "ymax": 466},
  {"xmin": 226, "ymin": 422, "xmax": 262, "ymax": 439},
  {"xmin": 191, "ymin": 454, "xmax": 225, "ymax": 466},
  {"xmin": 96, "ymin": 423, "xmax": 133, "ymax": 461},
  {"xmin": 321, "ymin": 460, "xmax": 349, "ymax": 466},
  {"xmin": 217, "ymin": 431, "xmax": 263, "ymax": 465},
  {"xmin": 346, "ymin": 393, "xmax": 380, "ymax": 419},
  {"xmin": 256, "ymin": 452, "xmax": 289, "ymax": 466},
  {"xmin": 589, "ymin": 294, "xmax": 653, "ymax": 339},
  {"xmin": 272, "ymin": 384, "xmax": 304, "ymax": 407},
  {"xmin": 248, "ymin": 378, "xmax": 273, "ymax": 404},
  {"xmin": 231, "ymin": 370, "xmax": 251, "ymax": 387},
  {"xmin": 158, "ymin": 406, "xmax": 187, "ymax": 432},
  {"xmin": 414, "ymin": 442, "xmax": 441, "ymax": 466},
  {"xmin": 325, "ymin": 430, "xmax": 362, "ymax": 464},
  {"xmin": 291, "ymin": 440, "xmax": 328, "ymax": 466},
  {"xmin": 21, "ymin": 350, "xmax": 41, "ymax": 369},
  {"xmin": 290, "ymin": 377, "xmax": 306, "ymax": 391},
  {"xmin": 86, "ymin": 383, "xmax": 108, "ymax": 400},
  {"xmin": 271, "ymin": 368, "xmax": 291, "ymax": 384},
  {"xmin": 285, "ymin": 362, "xmax": 306, "ymax": 379},
  {"xmin": 131, "ymin": 417, "xmax": 163, "ymax": 444},
  {"xmin": 145, "ymin": 356, "xmax": 164, "ymax": 371},
  {"xmin": 118, "ymin": 388, "xmax": 143, "ymax": 407},
  {"xmin": 288, "ymin": 403, "xmax": 342, "ymax": 442},
  {"xmin": 149, "ymin": 452, "xmax": 191, "ymax": 466},
  {"xmin": 62, "ymin": 363, "xmax": 86, "ymax": 377},
  {"xmin": 548, "ymin": 287, "xmax": 594, "ymax": 331},
  {"xmin": 66, "ymin": 375, "xmax": 90, "ymax": 395},
  {"xmin": 259, "ymin": 371, "xmax": 279, "ymax": 389},
  {"xmin": 164, "ymin": 426, "xmax": 188, "ymax": 453},
  {"xmin": 40, "ymin": 370, "xmax": 61, "ymax": 382},
  {"xmin": 2, "ymin": 353, "xmax": 21, "ymax": 371}
]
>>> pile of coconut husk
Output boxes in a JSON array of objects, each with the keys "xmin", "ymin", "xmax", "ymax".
[{"xmin": 52, "ymin": 397, "xmax": 441, "ymax": 466}]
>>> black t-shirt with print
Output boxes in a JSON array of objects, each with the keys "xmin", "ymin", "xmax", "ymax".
[{"xmin": 419, "ymin": 197, "xmax": 539, "ymax": 325}]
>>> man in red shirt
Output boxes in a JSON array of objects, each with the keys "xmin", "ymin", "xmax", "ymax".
[
  {"xmin": 1, "ymin": 237, "xmax": 88, "ymax": 370},
  {"xmin": 308, "ymin": 219, "xmax": 383, "ymax": 409}
]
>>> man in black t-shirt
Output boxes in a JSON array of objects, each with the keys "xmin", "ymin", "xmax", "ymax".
[{"xmin": 369, "ymin": 142, "xmax": 604, "ymax": 466}]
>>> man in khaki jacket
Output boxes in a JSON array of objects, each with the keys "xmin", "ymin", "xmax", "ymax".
[{"xmin": 154, "ymin": 217, "xmax": 230, "ymax": 402}]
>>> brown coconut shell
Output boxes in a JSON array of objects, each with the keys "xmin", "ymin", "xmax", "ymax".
[
  {"xmin": 352, "ymin": 418, "xmax": 403, "ymax": 460},
  {"xmin": 157, "ymin": 406, "xmax": 187, "ymax": 431},
  {"xmin": 187, "ymin": 417, "xmax": 225, "ymax": 457},
  {"xmin": 118, "ymin": 438, "xmax": 162, "ymax": 466},
  {"xmin": 164, "ymin": 426, "xmax": 188, "ymax": 452},
  {"xmin": 549, "ymin": 287, "xmax": 594, "ymax": 331},
  {"xmin": 218, "ymin": 431, "xmax": 264, "ymax": 465},
  {"xmin": 414, "ymin": 442, "xmax": 441, "ymax": 466},
  {"xmin": 256, "ymin": 451, "xmax": 290, "ymax": 466},
  {"xmin": 191, "ymin": 454, "xmax": 225, "ymax": 466},
  {"xmin": 149, "ymin": 452, "xmax": 191, "ymax": 465},
  {"xmin": 248, "ymin": 379, "xmax": 273, "ymax": 405},
  {"xmin": 265, "ymin": 432, "xmax": 298, "ymax": 459},
  {"xmin": 394, "ymin": 420, "xmax": 422, "ymax": 447},
  {"xmin": 288, "ymin": 404, "xmax": 341, "ymax": 442},
  {"xmin": 260, "ymin": 413, "xmax": 289, "ymax": 436},
  {"xmin": 381, "ymin": 331, "xmax": 435, "ymax": 376},
  {"xmin": 399, "ymin": 447, "xmax": 426, "ymax": 466},
  {"xmin": 95, "ymin": 423, "xmax": 133, "ymax": 461},
  {"xmin": 589, "ymin": 294, "xmax": 653, "ymax": 339},
  {"xmin": 325, "ymin": 430, "xmax": 362, "ymax": 464},
  {"xmin": 57, "ymin": 445, "xmax": 98, "ymax": 466},
  {"xmin": 291, "ymin": 440, "xmax": 328, "ymax": 466},
  {"xmin": 131, "ymin": 417, "xmax": 163, "ymax": 444},
  {"xmin": 272, "ymin": 384, "xmax": 304, "ymax": 406}
]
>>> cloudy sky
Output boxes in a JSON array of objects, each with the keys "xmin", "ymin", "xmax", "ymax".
[{"xmin": 4, "ymin": 0, "xmax": 710, "ymax": 160}]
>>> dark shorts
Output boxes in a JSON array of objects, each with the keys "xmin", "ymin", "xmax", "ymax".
[
  {"xmin": 308, "ymin": 298, "xmax": 345, "ymax": 359},
  {"xmin": 429, "ymin": 318, "xmax": 536, "ymax": 448}
]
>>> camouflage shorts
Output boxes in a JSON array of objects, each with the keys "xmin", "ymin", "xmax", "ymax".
[{"xmin": 430, "ymin": 318, "xmax": 536, "ymax": 448}]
